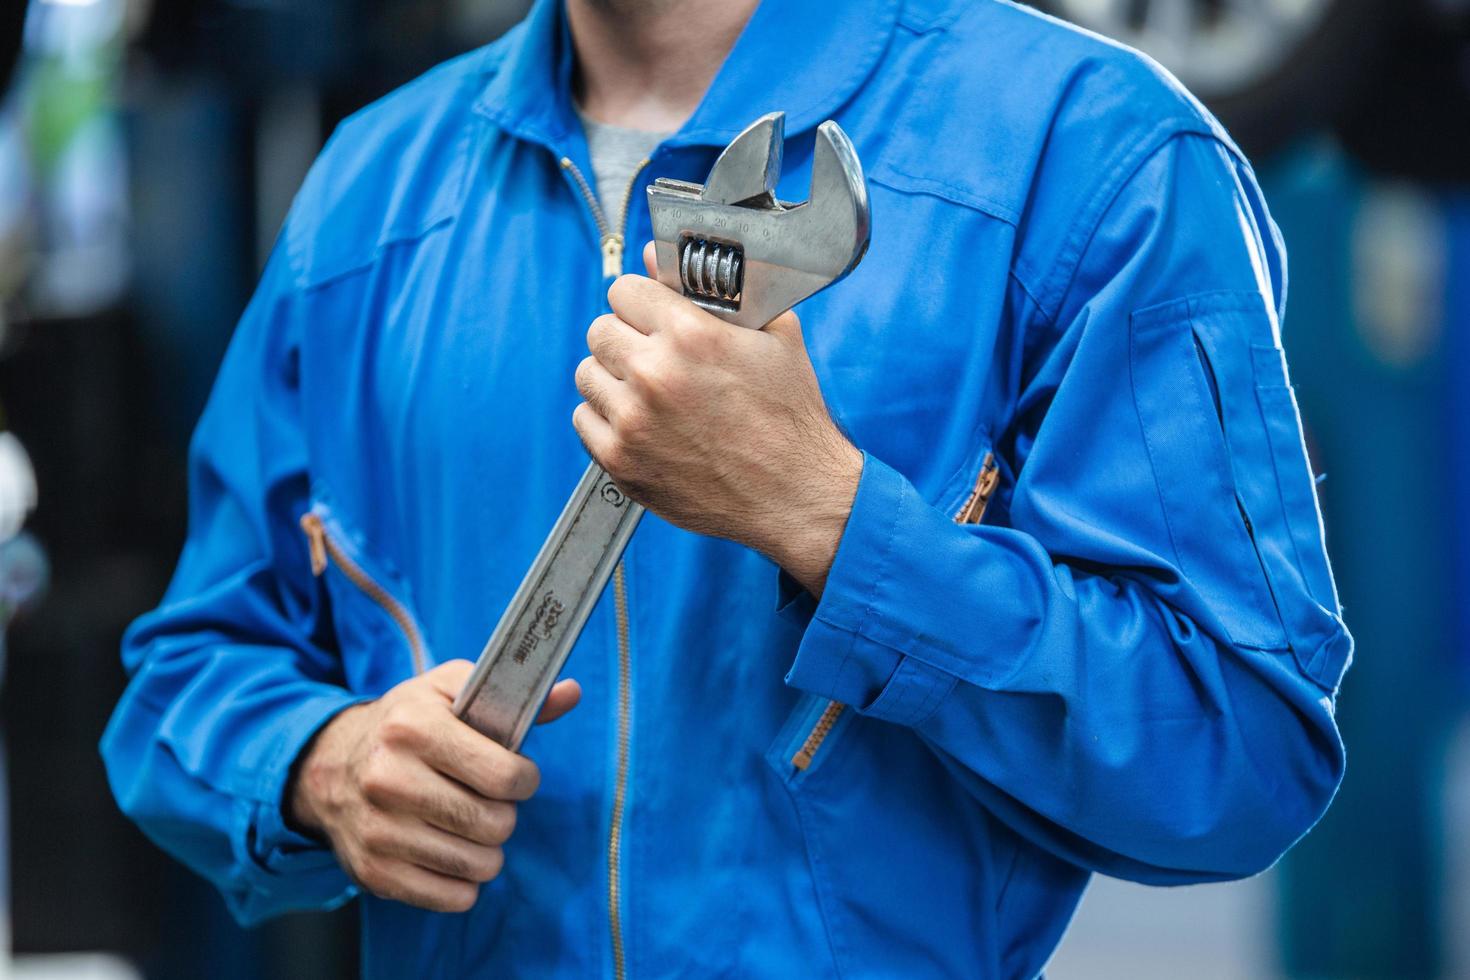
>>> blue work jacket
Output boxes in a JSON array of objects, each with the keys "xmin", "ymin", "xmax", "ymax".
[{"xmin": 102, "ymin": 0, "xmax": 1352, "ymax": 976}]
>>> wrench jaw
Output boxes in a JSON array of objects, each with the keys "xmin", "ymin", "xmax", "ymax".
[
  {"xmin": 809, "ymin": 120, "xmax": 872, "ymax": 282},
  {"xmin": 647, "ymin": 113, "xmax": 871, "ymax": 331},
  {"xmin": 700, "ymin": 111, "xmax": 785, "ymax": 208}
]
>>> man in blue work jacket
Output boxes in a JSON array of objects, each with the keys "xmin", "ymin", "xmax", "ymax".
[{"xmin": 102, "ymin": 0, "xmax": 1353, "ymax": 976}]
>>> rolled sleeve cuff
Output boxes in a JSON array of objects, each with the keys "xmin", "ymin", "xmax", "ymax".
[
  {"xmin": 233, "ymin": 687, "xmax": 369, "ymax": 919},
  {"xmin": 784, "ymin": 453, "xmax": 957, "ymax": 728}
]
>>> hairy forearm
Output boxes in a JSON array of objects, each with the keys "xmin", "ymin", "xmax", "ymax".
[{"xmin": 740, "ymin": 434, "xmax": 863, "ymax": 597}]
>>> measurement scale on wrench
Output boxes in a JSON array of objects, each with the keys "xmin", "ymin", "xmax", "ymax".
[{"xmin": 454, "ymin": 112, "xmax": 871, "ymax": 749}]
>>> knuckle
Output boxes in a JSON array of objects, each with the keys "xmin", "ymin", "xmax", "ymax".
[
  {"xmin": 378, "ymin": 705, "xmax": 424, "ymax": 749},
  {"xmin": 672, "ymin": 312, "xmax": 714, "ymax": 352},
  {"xmin": 622, "ymin": 351, "xmax": 651, "ymax": 385},
  {"xmin": 423, "ymin": 659, "xmax": 471, "ymax": 688},
  {"xmin": 482, "ymin": 754, "xmax": 521, "ymax": 797},
  {"xmin": 586, "ymin": 314, "xmax": 615, "ymax": 348},
  {"xmin": 480, "ymin": 846, "xmax": 505, "ymax": 882},
  {"xmin": 598, "ymin": 442, "xmax": 628, "ymax": 479},
  {"xmin": 639, "ymin": 354, "xmax": 687, "ymax": 406},
  {"xmin": 444, "ymin": 796, "xmax": 483, "ymax": 837},
  {"xmin": 358, "ymin": 754, "xmax": 398, "ymax": 805},
  {"xmin": 629, "ymin": 362, "xmax": 673, "ymax": 411},
  {"xmin": 608, "ymin": 274, "xmax": 638, "ymax": 304},
  {"xmin": 626, "ymin": 355, "xmax": 667, "ymax": 399},
  {"xmin": 495, "ymin": 803, "xmax": 519, "ymax": 842},
  {"xmin": 616, "ymin": 404, "xmax": 649, "ymax": 439},
  {"xmin": 441, "ymin": 882, "xmax": 478, "ymax": 914},
  {"xmin": 435, "ymin": 849, "xmax": 474, "ymax": 880},
  {"xmin": 605, "ymin": 280, "xmax": 626, "ymax": 312},
  {"xmin": 515, "ymin": 759, "xmax": 541, "ymax": 799},
  {"xmin": 353, "ymin": 856, "xmax": 387, "ymax": 892},
  {"xmin": 481, "ymin": 802, "xmax": 517, "ymax": 844},
  {"xmin": 573, "ymin": 356, "xmax": 596, "ymax": 393},
  {"xmin": 357, "ymin": 816, "xmax": 392, "ymax": 853}
]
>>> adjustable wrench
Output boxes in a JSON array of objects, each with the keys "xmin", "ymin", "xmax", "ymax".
[{"xmin": 454, "ymin": 112, "xmax": 871, "ymax": 749}]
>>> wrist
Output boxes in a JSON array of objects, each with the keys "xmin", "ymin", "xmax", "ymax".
[
  {"xmin": 285, "ymin": 702, "xmax": 362, "ymax": 841},
  {"xmin": 756, "ymin": 434, "xmax": 862, "ymax": 597}
]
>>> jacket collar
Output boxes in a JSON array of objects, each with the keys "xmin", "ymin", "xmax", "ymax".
[{"xmin": 473, "ymin": 0, "xmax": 901, "ymax": 151}]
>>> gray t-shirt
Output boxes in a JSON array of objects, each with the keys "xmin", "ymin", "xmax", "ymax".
[{"xmin": 576, "ymin": 108, "xmax": 671, "ymax": 233}]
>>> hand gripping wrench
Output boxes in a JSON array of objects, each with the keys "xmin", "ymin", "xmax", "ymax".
[{"xmin": 454, "ymin": 112, "xmax": 871, "ymax": 749}]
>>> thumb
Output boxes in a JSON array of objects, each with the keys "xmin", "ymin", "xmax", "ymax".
[
  {"xmin": 536, "ymin": 678, "xmax": 582, "ymax": 724},
  {"xmin": 642, "ymin": 240, "xmax": 658, "ymax": 279},
  {"xmin": 423, "ymin": 659, "xmax": 474, "ymax": 700}
]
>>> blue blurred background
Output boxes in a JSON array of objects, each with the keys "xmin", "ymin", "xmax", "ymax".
[{"xmin": 0, "ymin": 1, "xmax": 1465, "ymax": 977}]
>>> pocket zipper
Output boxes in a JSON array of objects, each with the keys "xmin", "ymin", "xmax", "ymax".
[
  {"xmin": 299, "ymin": 512, "xmax": 428, "ymax": 675},
  {"xmin": 792, "ymin": 699, "xmax": 846, "ymax": 771},
  {"xmin": 955, "ymin": 451, "xmax": 999, "ymax": 526},
  {"xmin": 791, "ymin": 450, "xmax": 1000, "ymax": 771}
]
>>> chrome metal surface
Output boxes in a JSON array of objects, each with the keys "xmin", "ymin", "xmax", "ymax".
[
  {"xmin": 454, "ymin": 465, "xmax": 644, "ymax": 749},
  {"xmin": 649, "ymin": 114, "xmax": 871, "ymax": 329},
  {"xmin": 455, "ymin": 112, "xmax": 870, "ymax": 749}
]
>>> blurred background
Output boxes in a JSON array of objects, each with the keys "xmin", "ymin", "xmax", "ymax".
[{"xmin": 0, "ymin": 0, "xmax": 1466, "ymax": 977}]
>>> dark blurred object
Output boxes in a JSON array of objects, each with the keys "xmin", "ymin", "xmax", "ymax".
[
  {"xmin": 0, "ymin": 0, "xmax": 23, "ymax": 97},
  {"xmin": 136, "ymin": 0, "xmax": 524, "ymax": 101},
  {"xmin": 0, "ymin": 2, "xmax": 525, "ymax": 978},
  {"xmin": 1031, "ymin": 0, "xmax": 1470, "ymax": 168},
  {"xmin": 1336, "ymin": 3, "xmax": 1470, "ymax": 182},
  {"xmin": 140, "ymin": 0, "xmax": 355, "ymax": 88}
]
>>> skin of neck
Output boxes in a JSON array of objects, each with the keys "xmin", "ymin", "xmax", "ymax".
[{"xmin": 566, "ymin": 0, "xmax": 760, "ymax": 132}]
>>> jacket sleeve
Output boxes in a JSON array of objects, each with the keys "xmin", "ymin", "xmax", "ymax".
[
  {"xmin": 783, "ymin": 133, "xmax": 1351, "ymax": 883},
  {"xmin": 100, "ymin": 231, "xmax": 366, "ymax": 924}
]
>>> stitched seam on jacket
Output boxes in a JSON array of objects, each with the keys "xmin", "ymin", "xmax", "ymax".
[
  {"xmin": 1128, "ymin": 314, "xmax": 1191, "ymax": 617},
  {"xmin": 878, "ymin": 659, "xmax": 931, "ymax": 727},
  {"xmin": 812, "ymin": 610, "xmax": 984, "ymax": 692},
  {"xmin": 869, "ymin": 166, "xmax": 1020, "ymax": 224},
  {"xmin": 286, "ymin": 106, "xmax": 486, "ymax": 292},
  {"xmin": 833, "ymin": 471, "xmax": 907, "ymax": 698},
  {"xmin": 287, "ymin": 220, "xmax": 456, "ymax": 299},
  {"xmin": 911, "ymin": 664, "xmax": 955, "ymax": 728},
  {"xmin": 786, "ymin": 782, "xmax": 849, "ymax": 977},
  {"xmin": 881, "ymin": 661, "xmax": 923, "ymax": 723},
  {"xmin": 1029, "ymin": 124, "xmax": 1219, "ymax": 328},
  {"xmin": 896, "ymin": 0, "xmax": 966, "ymax": 34},
  {"xmin": 1250, "ymin": 369, "xmax": 1318, "ymax": 602}
]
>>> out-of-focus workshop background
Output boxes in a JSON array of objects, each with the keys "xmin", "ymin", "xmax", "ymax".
[{"xmin": 0, "ymin": 0, "xmax": 1466, "ymax": 977}]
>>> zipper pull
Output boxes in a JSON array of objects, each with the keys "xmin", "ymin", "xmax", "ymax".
[
  {"xmin": 299, "ymin": 513, "xmax": 329, "ymax": 577},
  {"xmin": 955, "ymin": 452, "xmax": 999, "ymax": 525},
  {"xmin": 601, "ymin": 234, "xmax": 624, "ymax": 279}
]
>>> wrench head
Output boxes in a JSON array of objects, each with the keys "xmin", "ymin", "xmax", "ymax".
[
  {"xmin": 647, "ymin": 112, "xmax": 871, "ymax": 330},
  {"xmin": 701, "ymin": 111, "xmax": 784, "ymax": 208}
]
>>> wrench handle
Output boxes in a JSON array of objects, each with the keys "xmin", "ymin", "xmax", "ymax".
[{"xmin": 454, "ymin": 462, "xmax": 644, "ymax": 749}]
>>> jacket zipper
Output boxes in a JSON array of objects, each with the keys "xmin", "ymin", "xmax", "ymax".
[
  {"xmin": 608, "ymin": 563, "xmax": 632, "ymax": 980},
  {"xmin": 791, "ymin": 451, "xmax": 999, "ymax": 771},
  {"xmin": 299, "ymin": 512, "xmax": 428, "ymax": 675},
  {"xmin": 560, "ymin": 153, "xmax": 649, "ymax": 980},
  {"xmin": 560, "ymin": 155, "xmax": 651, "ymax": 279}
]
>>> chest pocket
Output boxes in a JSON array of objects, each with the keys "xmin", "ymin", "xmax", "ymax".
[{"xmin": 1131, "ymin": 291, "xmax": 1348, "ymax": 691}]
